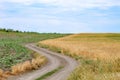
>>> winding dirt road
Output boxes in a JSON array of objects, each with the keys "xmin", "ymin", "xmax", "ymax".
[{"xmin": 8, "ymin": 44, "xmax": 78, "ymax": 80}]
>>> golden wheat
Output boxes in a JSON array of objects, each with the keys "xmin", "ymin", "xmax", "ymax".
[
  {"xmin": 39, "ymin": 33, "xmax": 120, "ymax": 80},
  {"xmin": 39, "ymin": 34, "xmax": 120, "ymax": 60}
]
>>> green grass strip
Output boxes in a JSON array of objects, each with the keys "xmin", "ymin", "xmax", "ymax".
[{"xmin": 36, "ymin": 66, "xmax": 63, "ymax": 80}]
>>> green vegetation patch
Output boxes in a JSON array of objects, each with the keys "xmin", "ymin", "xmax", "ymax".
[
  {"xmin": 36, "ymin": 66, "xmax": 63, "ymax": 80},
  {"xmin": 0, "ymin": 42, "xmax": 32, "ymax": 70}
]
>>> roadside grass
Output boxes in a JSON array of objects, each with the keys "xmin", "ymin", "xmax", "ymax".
[
  {"xmin": 39, "ymin": 33, "xmax": 120, "ymax": 80},
  {"xmin": 36, "ymin": 66, "xmax": 63, "ymax": 80},
  {"xmin": 67, "ymin": 57, "xmax": 120, "ymax": 80},
  {"xmin": 11, "ymin": 52, "xmax": 47, "ymax": 75},
  {"xmin": 0, "ymin": 31, "xmax": 68, "ymax": 79}
]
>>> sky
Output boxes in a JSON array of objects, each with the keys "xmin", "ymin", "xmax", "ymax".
[{"xmin": 0, "ymin": 0, "xmax": 120, "ymax": 33}]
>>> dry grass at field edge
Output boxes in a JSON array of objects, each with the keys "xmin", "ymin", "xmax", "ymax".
[{"xmin": 0, "ymin": 52, "xmax": 47, "ymax": 80}]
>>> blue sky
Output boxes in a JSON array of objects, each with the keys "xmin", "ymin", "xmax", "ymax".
[{"xmin": 0, "ymin": 0, "xmax": 120, "ymax": 33}]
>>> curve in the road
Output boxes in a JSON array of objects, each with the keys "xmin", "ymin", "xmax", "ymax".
[{"xmin": 8, "ymin": 44, "xmax": 78, "ymax": 80}]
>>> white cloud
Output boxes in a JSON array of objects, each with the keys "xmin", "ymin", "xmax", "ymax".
[
  {"xmin": 0, "ymin": 0, "xmax": 120, "ymax": 9},
  {"xmin": 0, "ymin": 0, "xmax": 120, "ymax": 33}
]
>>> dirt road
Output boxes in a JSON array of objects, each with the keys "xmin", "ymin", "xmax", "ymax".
[{"xmin": 8, "ymin": 44, "xmax": 78, "ymax": 80}]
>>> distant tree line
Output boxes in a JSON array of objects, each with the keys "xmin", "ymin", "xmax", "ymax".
[
  {"xmin": 0, "ymin": 28, "xmax": 46, "ymax": 34},
  {"xmin": 0, "ymin": 28, "xmax": 70, "ymax": 34},
  {"xmin": 0, "ymin": 28, "xmax": 22, "ymax": 33}
]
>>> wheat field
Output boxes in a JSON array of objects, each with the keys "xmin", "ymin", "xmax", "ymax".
[
  {"xmin": 39, "ymin": 33, "xmax": 120, "ymax": 60},
  {"xmin": 39, "ymin": 33, "xmax": 120, "ymax": 80}
]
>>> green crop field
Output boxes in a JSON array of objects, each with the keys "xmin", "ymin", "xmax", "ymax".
[{"xmin": 0, "ymin": 29, "xmax": 68, "ymax": 71}]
